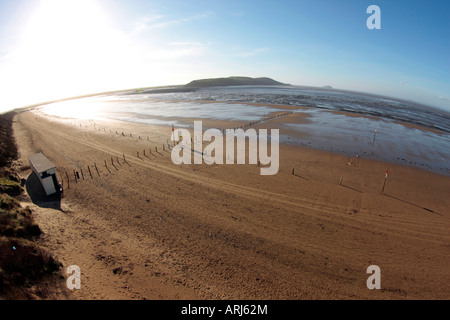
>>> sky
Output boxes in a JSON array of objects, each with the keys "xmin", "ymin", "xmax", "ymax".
[{"xmin": 0, "ymin": 0, "xmax": 449, "ymax": 113}]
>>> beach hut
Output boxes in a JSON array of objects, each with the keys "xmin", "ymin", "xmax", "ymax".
[{"xmin": 29, "ymin": 153, "xmax": 62, "ymax": 196}]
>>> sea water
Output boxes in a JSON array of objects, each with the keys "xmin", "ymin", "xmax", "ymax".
[{"xmin": 38, "ymin": 85, "xmax": 450, "ymax": 175}]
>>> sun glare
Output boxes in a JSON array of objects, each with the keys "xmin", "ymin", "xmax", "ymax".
[
  {"xmin": 40, "ymin": 98, "xmax": 104, "ymax": 119},
  {"xmin": 11, "ymin": 0, "xmax": 128, "ymax": 103},
  {"xmin": 0, "ymin": 0, "xmax": 201, "ymax": 111}
]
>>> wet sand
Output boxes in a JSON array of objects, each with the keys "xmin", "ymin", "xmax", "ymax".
[{"xmin": 12, "ymin": 110, "xmax": 450, "ymax": 299}]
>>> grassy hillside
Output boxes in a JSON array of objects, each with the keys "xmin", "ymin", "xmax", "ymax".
[
  {"xmin": 0, "ymin": 111, "xmax": 66, "ymax": 299},
  {"xmin": 185, "ymin": 76, "xmax": 288, "ymax": 87}
]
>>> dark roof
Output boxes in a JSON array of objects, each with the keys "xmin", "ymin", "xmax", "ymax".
[{"xmin": 29, "ymin": 153, "xmax": 56, "ymax": 173}]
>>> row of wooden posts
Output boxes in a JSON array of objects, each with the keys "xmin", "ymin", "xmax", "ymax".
[
  {"xmin": 107, "ymin": 127, "xmax": 154, "ymax": 142},
  {"xmin": 135, "ymin": 142, "xmax": 172, "ymax": 159},
  {"xmin": 244, "ymin": 111, "xmax": 293, "ymax": 129},
  {"xmin": 59, "ymin": 140, "xmax": 174, "ymax": 190},
  {"xmin": 58, "ymin": 146, "xmax": 389, "ymax": 196},
  {"xmin": 68, "ymin": 121, "xmax": 157, "ymax": 143},
  {"xmin": 58, "ymin": 137, "xmax": 267, "ymax": 190},
  {"xmin": 176, "ymin": 111, "xmax": 293, "ymax": 134},
  {"xmin": 70, "ymin": 110, "xmax": 294, "ymax": 148},
  {"xmin": 210, "ymin": 111, "xmax": 293, "ymax": 133},
  {"xmin": 66, "ymin": 119, "xmax": 390, "ymax": 194},
  {"xmin": 58, "ymin": 154, "xmax": 132, "ymax": 190}
]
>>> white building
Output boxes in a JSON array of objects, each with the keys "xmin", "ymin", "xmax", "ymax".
[{"xmin": 29, "ymin": 153, "xmax": 62, "ymax": 196}]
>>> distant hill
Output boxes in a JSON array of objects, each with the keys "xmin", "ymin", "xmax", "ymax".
[{"xmin": 185, "ymin": 76, "xmax": 288, "ymax": 87}]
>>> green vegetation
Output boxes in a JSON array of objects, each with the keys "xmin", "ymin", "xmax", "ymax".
[
  {"xmin": 0, "ymin": 111, "xmax": 65, "ymax": 299},
  {"xmin": 0, "ymin": 111, "xmax": 18, "ymax": 167},
  {"xmin": 0, "ymin": 168, "xmax": 23, "ymax": 197},
  {"xmin": 0, "ymin": 194, "xmax": 41, "ymax": 238},
  {"xmin": 185, "ymin": 76, "xmax": 288, "ymax": 87}
]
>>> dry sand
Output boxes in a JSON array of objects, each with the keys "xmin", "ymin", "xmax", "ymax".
[{"xmin": 12, "ymin": 110, "xmax": 450, "ymax": 300}]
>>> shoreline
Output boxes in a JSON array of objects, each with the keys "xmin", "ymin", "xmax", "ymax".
[{"xmin": 32, "ymin": 106, "xmax": 450, "ymax": 178}]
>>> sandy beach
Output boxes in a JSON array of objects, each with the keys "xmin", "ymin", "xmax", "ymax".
[{"xmin": 12, "ymin": 110, "xmax": 450, "ymax": 299}]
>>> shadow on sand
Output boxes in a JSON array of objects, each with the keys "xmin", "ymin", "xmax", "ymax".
[
  {"xmin": 25, "ymin": 172, "xmax": 62, "ymax": 211},
  {"xmin": 383, "ymin": 193, "xmax": 442, "ymax": 216}
]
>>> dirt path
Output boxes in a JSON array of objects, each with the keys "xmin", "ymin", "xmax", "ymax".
[{"xmin": 12, "ymin": 111, "xmax": 450, "ymax": 299}]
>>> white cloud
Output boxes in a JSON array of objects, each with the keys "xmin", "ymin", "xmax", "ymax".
[
  {"xmin": 132, "ymin": 14, "xmax": 165, "ymax": 34},
  {"xmin": 140, "ymin": 41, "xmax": 210, "ymax": 61},
  {"xmin": 132, "ymin": 11, "xmax": 213, "ymax": 32},
  {"xmin": 233, "ymin": 47, "xmax": 269, "ymax": 58}
]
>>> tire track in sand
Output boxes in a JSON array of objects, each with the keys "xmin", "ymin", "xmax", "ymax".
[{"xmin": 51, "ymin": 126, "xmax": 448, "ymax": 246}]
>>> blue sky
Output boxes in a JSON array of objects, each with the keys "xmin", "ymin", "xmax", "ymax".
[{"xmin": 0, "ymin": 0, "xmax": 449, "ymax": 113}]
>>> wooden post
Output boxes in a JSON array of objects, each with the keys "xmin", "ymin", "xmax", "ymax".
[
  {"xmin": 155, "ymin": 146, "xmax": 158, "ymax": 153},
  {"xmin": 339, "ymin": 176, "xmax": 343, "ymax": 186},
  {"xmin": 143, "ymin": 149, "xmax": 146, "ymax": 156},
  {"xmin": 73, "ymin": 170, "xmax": 78, "ymax": 183},
  {"xmin": 381, "ymin": 169, "xmax": 388, "ymax": 194},
  {"xmin": 163, "ymin": 144, "xmax": 165, "ymax": 151},
  {"xmin": 80, "ymin": 168, "xmax": 85, "ymax": 180},
  {"xmin": 105, "ymin": 160, "xmax": 112, "ymax": 171},
  {"xmin": 292, "ymin": 168, "xmax": 295, "ymax": 175},
  {"xmin": 94, "ymin": 163, "xmax": 100, "ymax": 177},
  {"xmin": 88, "ymin": 166, "xmax": 93, "ymax": 179}
]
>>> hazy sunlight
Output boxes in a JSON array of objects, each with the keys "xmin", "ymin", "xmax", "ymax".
[{"xmin": 2, "ymin": 0, "xmax": 159, "ymax": 110}]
